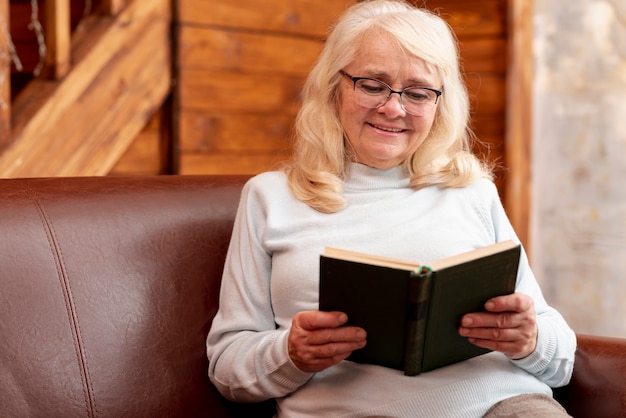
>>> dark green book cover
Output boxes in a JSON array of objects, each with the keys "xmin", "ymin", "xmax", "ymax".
[{"xmin": 318, "ymin": 240, "xmax": 520, "ymax": 376}]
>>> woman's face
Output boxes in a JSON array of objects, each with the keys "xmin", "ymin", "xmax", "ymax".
[{"xmin": 338, "ymin": 32, "xmax": 441, "ymax": 170}]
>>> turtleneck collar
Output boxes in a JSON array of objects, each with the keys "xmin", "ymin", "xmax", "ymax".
[{"xmin": 344, "ymin": 162, "xmax": 411, "ymax": 191}]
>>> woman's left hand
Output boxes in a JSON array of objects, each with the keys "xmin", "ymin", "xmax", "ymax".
[{"xmin": 459, "ymin": 292, "xmax": 538, "ymax": 360}]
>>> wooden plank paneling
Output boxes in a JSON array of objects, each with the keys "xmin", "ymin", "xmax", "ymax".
[
  {"xmin": 420, "ymin": 0, "xmax": 509, "ymax": 220},
  {"xmin": 176, "ymin": 0, "xmax": 508, "ymax": 180},
  {"xmin": 459, "ymin": 38, "xmax": 507, "ymax": 74},
  {"xmin": 426, "ymin": 0, "xmax": 508, "ymax": 197},
  {"xmin": 180, "ymin": 152, "xmax": 291, "ymax": 175},
  {"xmin": 176, "ymin": 0, "xmax": 356, "ymax": 175},
  {"xmin": 465, "ymin": 75, "xmax": 506, "ymax": 116},
  {"xmin": 179, "ymin": 111, "xmax": 293, "ymax": 153},
  {"xmin": 178, "ymin": 0, "xmax": 356, "ymax": 36},
  {"xmin": 179, "ymin": 70, "xmax": 303, "ymax": 113},
  {"xmin": 179, "ymin": 27, "xmax": 505, "ymax": 77},
  {"xmin": 422, "ymin": 0, "xmax": 506, "ymax": 37},
  {"xmin": 179, "ymin": 27, "xmax": 323, "ymax": 75}
]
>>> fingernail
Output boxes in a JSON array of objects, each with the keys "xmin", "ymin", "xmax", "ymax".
[{"xmin": 463, "ymin": 317, "xmax": 473, "ymax": 326}]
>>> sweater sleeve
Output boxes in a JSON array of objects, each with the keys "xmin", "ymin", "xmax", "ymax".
[
  {"xmin": 206, "ymin": 176, "xmax": 313, "ymax": 402},
  {"xmin": 480, "ymin": 180, "xmax": 576, "ymax": 388}
]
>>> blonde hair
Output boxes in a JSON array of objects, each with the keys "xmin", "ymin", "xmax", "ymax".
[{"xmin": 284, "ymin": 0, "xmax": 492, "ymax": 213}]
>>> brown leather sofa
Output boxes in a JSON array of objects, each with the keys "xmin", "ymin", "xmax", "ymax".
[{"xmin": 1, "ymin": 175, "xmax": 624, "ymax": 418}]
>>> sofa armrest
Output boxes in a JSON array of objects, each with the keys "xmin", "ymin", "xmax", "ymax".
[{"xmin": 554, "ymin": 334, "xmax": 626, "ymax": 418}]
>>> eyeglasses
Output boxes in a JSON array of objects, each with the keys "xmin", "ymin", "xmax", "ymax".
[{"xmin": 339, "ymin": 70, "xmax": 442, "ymax": 115}]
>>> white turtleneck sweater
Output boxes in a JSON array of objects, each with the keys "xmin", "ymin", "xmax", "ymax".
[{"xmin": 206, "ymin": 163, "xmax": 576, "ymax": 418}]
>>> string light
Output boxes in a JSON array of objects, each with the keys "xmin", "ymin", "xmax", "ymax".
[
  {"xmin": 0, "ymin": 14, "xmax": 23, "ymax": 110},
  {"xmin": 83, "ymin": 0, "xmax": 93, "ymax": 20},
  {"xmin": 1, "ymin": 0, "xmax": 95, "ymax": 109},
  {"xmin": 28, "ymin": 0, "xmax": 47, "ymax": 77},
  {"xmin": 0, "ymin": 15, "xmax": 23, "ymax": 72}
]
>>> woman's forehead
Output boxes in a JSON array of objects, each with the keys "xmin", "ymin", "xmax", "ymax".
[{"xmin": 347, "ymin": 32, "xmax": 441, "ymax": 86}]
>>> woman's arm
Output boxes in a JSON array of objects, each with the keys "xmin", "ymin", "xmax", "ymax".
[
  {"xmin": 206, "ymin": 179, "xmax": 313, "ymax": 402},
  {"xmin": 473, "ymin": 180, "xmax": 577, "ymax": 387}
]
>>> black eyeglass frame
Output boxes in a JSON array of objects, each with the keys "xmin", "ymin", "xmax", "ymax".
[{"xmin": 339, "ymin": 69, "xmax": 443, "ymax": 107}]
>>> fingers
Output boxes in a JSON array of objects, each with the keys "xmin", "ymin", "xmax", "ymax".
[
  {"xmin": 295, "ymin": 310, "xmax": 349, "ymax": 331},
  {"xmin": 459, "ymin": 319, "xmax": 537, "ymax": 358},
  {"xmin": 459, "ymin": 293, "xmax": 538, "ymax": 359},
  {"xmin": 462, "ymin": 293, "xmax": 535, "ymax": 328},
  {"xmin": 461, "ymin": 308, "xmax": 535, "ymax": 330},
  {"xmin": 484, "ymin": 293, "xmax": 534, "ymax": 314},
  {"xmin": 288, "ymin": 311, "xmax": 367, "ymax": 373}
]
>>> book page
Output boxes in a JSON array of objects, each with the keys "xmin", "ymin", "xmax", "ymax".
[
  {"xmin": 323, "ymin": 247, "xmax": 421, "ymax": 271},
  {"xmin": 323, "ymin": 240, "xmax": 518, "ymax": 272},
  {"xmin": 427, "ymin": 240, "xmax": 518, "ymax": 271}
]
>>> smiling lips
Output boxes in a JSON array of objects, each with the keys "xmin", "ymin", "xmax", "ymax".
[{"xmin": 369, "ymin": 122, "xmax": 407, "ymax": 133}]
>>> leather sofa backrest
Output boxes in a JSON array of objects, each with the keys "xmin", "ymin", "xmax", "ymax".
[{"xmin": 0, "ymin": 175, "xmax": 250, "ymax": 417}]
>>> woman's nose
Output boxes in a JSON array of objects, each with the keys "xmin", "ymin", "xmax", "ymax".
[{"xmin": 377, "ymin": 93, "xmax": 407, "ymax": 117}]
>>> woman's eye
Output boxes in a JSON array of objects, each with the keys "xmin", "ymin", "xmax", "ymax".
[
  {"xmin": 359, "ymin": 82, "xmax": 386, "ymax": 94},
  {"xmin": 404, "ymin": 90, "xmax": 430, "ymax": 102}
]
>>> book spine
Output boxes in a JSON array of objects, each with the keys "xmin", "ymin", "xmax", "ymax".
[{"xmin": 403, "ymin": 267, "xmax": 433, "ymax": 376}]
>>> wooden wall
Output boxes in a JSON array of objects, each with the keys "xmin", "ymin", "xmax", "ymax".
[
  {"xmin": 4, "ymin": 0, "xmax": 526, "ymax": 247},
  {"xmin": 174, "ymin": 0, "xmax": 356, "ymax": 175},
  {"xmin": 169, "ymin": 0, "xmax": 508, "ymax": 197},
  {"xmin": 424, "ymin": 0, "xmax": 508, "ymax": 195},
  {"xmin": 6, "ymin": 0, "xmax": 507, "ymax": 190}
]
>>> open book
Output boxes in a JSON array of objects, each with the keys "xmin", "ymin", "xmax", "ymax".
[{"xmin": 318, "ymin": 240, "xmax": 521, "ymax": 376}]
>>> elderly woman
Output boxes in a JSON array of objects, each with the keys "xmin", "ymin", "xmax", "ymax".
[{"xmin": 206, "ymin": 1, "xmax": 576, "ymax": 416}]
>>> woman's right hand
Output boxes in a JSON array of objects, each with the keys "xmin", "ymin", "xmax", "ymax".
[{"xmin": 287, "ymin": 310, "xmax": 367, "ymax": 373}]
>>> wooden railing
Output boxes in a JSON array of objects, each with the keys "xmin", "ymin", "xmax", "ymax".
[
  {"xmin": 1, "ymin": 0, "xmax": 93, "ymax": 145},
  {"xmin": 1, "ymin": 0, "xmax": 11, "ymax": 148},
  {"xmin": 0, "ymin": 0, "xmax": 172, "ymax": 177},
  {"xmin": 42, "ymin": 0, "xmax": 71, "ymax": 79}
]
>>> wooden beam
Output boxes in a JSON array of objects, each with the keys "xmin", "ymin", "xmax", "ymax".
[
  {"xmin": 0, "ymin": 0, "xmax": 10, "ymax": 147},
  {"xmin": 108, "ymin": 112, "xmax": 162, "ymax": 175},
  {"xmin": 505, "ymin": 0, "xmax": 533, "ymax": 256},
  {"xmin": 44, "ymin": 0, "xmax": 71, "ymax": 79},
  {"xmin": 101, "ymin": 0, "xmax": 127, "ymax": 16}
]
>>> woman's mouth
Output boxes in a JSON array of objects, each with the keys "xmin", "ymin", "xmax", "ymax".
[{"xmin": 369, "ymin": 122, "xmax": 406, "ymax": 133}]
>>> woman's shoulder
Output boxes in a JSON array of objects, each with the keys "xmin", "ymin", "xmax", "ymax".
[
  {"xmin": 435, "ymin": 177, "xmax": 502, "ymax": 217},
  {"xmin": 436, "ymin": 176, "xmax": 498, "ymax": 199},
  {"xmin": 242, "ymin": 170, "xmax": 290, "ymax": 199},
  {"xmin": 461, "ymin": 177, "xmax": 502, "ymax": 210},
  {"xmin": 245, "ymin": 171, "xmax": 287, "ymax": 190},
  {"xmin": 246, "ymin": 170, "xmax": 287, "ymax": 186},
  {"xmin": 466, "ymin": 176, "xmax": 499, "ymax": 196}
]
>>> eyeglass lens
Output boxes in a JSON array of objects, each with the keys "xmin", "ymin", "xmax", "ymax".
[{"xmin": 354, "ymin": 78, "xmax": 439, "ymax": 115}]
